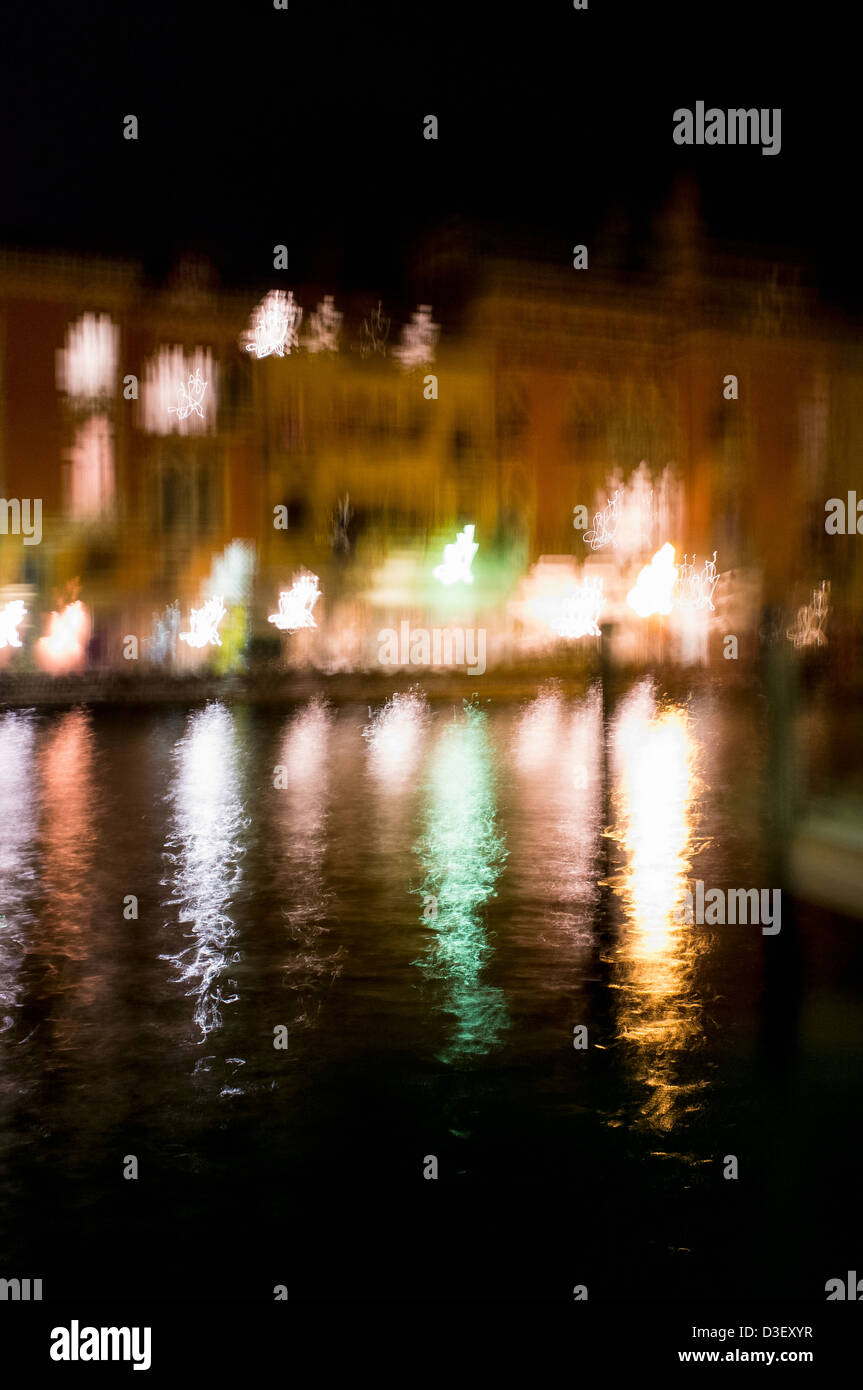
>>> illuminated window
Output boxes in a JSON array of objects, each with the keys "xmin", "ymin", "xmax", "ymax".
[
  {"xmin": 64, "ymin": 415, "xmax": 115, "ymax": 521},
  {"xmin": 56, "ymin": 313, "xmax": 119, "ymax": 403}
]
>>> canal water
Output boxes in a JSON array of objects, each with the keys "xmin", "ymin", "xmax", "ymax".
[{"xmin": 0, "ymin": 681, "xmax": 859, "ymax": 1301}]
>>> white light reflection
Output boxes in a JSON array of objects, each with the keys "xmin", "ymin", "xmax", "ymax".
[
  {"xmin": 273, "ymin": 698, "xmax": 343, "ymax": 1031},
  {"xmin": 508, "ymin": 684, "xmax": 603, "ymax": 946},
  {"xmin": 362, "ymin": 689, "xmax": 429, "ymax": 789},
  {"xmin": 162, "ymin": 705, "xmax": 247, "ymax": 1041},
  {"xmin": 0, "ymin": 714, "xmax": 38, "ymax": 1041}
]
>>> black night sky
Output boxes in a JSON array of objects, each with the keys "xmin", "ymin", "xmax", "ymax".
[{"xmin": 1, "ymin": 1, "xmax": 857, "ymax": 308}]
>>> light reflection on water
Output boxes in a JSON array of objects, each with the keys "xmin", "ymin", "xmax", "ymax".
[
  {"xmin": 0, "ymin": 691, "xmax": 771, "ymax": 1162},
  {"xmin": 271, "ymin": 696, "xmax": 343, "ymax": 1031},
  {"xmin": 510, "ymin": 683, "xmax": 604, "ymax": 946},
  {"xmin": 414, "ymin": 702, "xmax": 509, "ymax": 1064},
  {"xmin": 3, "ymin": 686, "xmax": 851, "ymax": 1301},
  {"xmin": 607, "ymin": 681, "xmax": 709, "ymax": 1131},
  {"xmin": 161, "ymin": 703, "xmax": 247, "ymax": 1041},
  {"xmin": 0, "ymin": 712, "xmax": 37, "ymax": 1038},
  {"xmin": 38, "ymin": 709, "xmax": 97, "ymax": 963}
]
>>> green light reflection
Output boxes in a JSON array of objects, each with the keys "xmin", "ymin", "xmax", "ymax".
[{"xmin": 414, "ymin": 702, "xmax": 509, "ymax": 1064}]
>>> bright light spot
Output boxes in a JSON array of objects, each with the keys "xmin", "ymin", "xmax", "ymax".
[
  {"xmin": 241, "ymin": 290, "xmax": 302, "ymax": 359},
  {"xmin": 268, "ymin": 575, "xmax": 321, "ymax": 632},
  {"xmin": 162, "ymin": 704, "xmax": 245, "ymax": 1039},
  {"xmin": 141, "ymin": 347, "xmax": 218, "ymax": 435},
  {"xmin": 56, "ymin": 313, "xmax": 119, "ymax": 401},
  {"xmin": 363, "ymin": 690, "xmax": 428, "ymax": 785},
  {"xmin": 627, "ymin": 543, "xmax": 677, "ymax": 618},
  {"xmin": 612, "ymin": 685, "xmax": 697, "ymax": 946},
  {"xmin": 35, "ymin": 601, "xmax": 90, "ymax": 673},
  {"xmin": 207, "ymin": 540, "xmax": 256, "ymax": 603},
  {"xmin": 434, "ymin": 525, "xmax": 477, "ymax": 586},
  {"xmin": 0, "ymin": 601, "xmax": 26, "ymax": 649},
  {"xmin": 533, "ymin": 576, "xmax": 603, "ymax": 639},
  {"xmin": 180, "ymin": 596, "xmax": 227, "ymax": 648},
  {"xmin": 169, "ymin": 366, "xmax": 208, "ymax": 421},
  {"xmin": 675, "ymin": 552, "xmax": 720, "ymax": 612},
  {"xmin": 583, "ymin": 491, "xmax": 620, "ymax": 550},
  {"xmin": 393, "ymin": 304, "xmax": 439, "ymax": 371}
]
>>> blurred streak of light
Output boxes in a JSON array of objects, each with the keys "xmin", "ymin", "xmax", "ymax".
[
  {"xmin": 241, "ymin": 289, "xmax": 302, "ymax": 359},
  {"xmin": 787, "ymin": 580, "xmax": 830, "ymax": 648},
  {"xmin": 433, "ymin": 525, "xmax": 477, "ymax": 586},
  {"xmin": 304, "ymin": 295, "xmax": 342, "ymax": 354},
  {"xmin": 0, "ymin": 713, "xmax": 38, "ymax": 1037},
  {"xmin": 35, "ymin": 601, "xmax": 89, "ymax": 673},
  {"xmin": 273, "ymin": 698, "xmax": 342, "ymax": 1025},
  {"xmin": 607, "ymin": 682, "xmax": 706, "ymax": 1131},
  {"xmin": 206, "ymin": 541, "xmax": 256, "ymax": 604},
  {"xmin": 362, "ymin": 689, "xmax": 429, "ymax": 788},
  {"xmin": 627, "ymin": 543, "xmax": 678, "ymax": 618},
  {"xmin": 532, "ymin": 576, "xmax": 603, "ymax": 639},
  {"xmin": 360, "ymin": 300, "xmax": 390, "ymax": 357},
  {"xmin": 140, "ymin": 346, "xmax": 218, "ymax": 434},
  {"xmin": 55, "ymin": 313, "xmax": 119, "ymax": 401},
  {"xmin": 64, "ymin": 414, "xmax": 114, "ymax": 520},
  {"xmin": 179, "ymin": 596, "xmax": 227, "ymax": 649},
  {"xmin": 169, "ymin": 367, "xmax": 208, "ymax": 422},
  {"xmin": 675, "ymin": 553, "xmax": 720, "ymax": 612},
  {"xmin": 509, "ymin": 685, "xmax": 603, "ymax": 940},
  {"xmin": 392, "ymin": 304, "xmax": 439, "ymax": 371},
  {"xmin": 0, "ymin": 600, "xmax": 26, "ymax": 649},
  {"xmin": 415, "ymin": 704, "xmax": 509, "ymax": 1063},
  {"xmin": 161, "ymin": 704, "xmax": 247, "ymax": 1040},
  {"xmin": 268, "ymin": 575, "xmax": 321, "ymax": 632},
  {"xmin": 37, "ymin": 710, "xmax": 98, "ymax": 985},
  {"xmin": 582, "ymin": 490, "xmax": 621, "ymax": 550}
]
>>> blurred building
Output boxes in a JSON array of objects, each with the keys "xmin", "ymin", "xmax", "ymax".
[{"xmin": 1, "ymin": 207, "xmax": 862, "ymax": 669}]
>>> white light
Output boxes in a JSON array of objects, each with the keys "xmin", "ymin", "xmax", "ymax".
[
  {"xmin": 56, "ymin": 313, "xmax": 119, "ymax": 401},
  {"xmin": 169, "ymin": 367, "xmax": 208, "ymax": 421},
  {"xmin": 674, "ymin": 553, "xmax": 720, "ymax": 611},
  {"xmin": 241, "ymin": 290, "xmax": 302, "ymax": 359},
  {"xmin": 627, "ymin": 543, "xmax": 677, "ymax": 618},
  {"xmin": 361, "ymin": 301, "xmax": 390, "ymax": 357},
  {"xmin": 363, "ymin": 690, "xmax": 429, "ymax": 785},
  {"xmin": 0, "ymin": 600, "xmax": 26, "ymax": 649},
  {"xmin": 141, "ymin": 347, "xmax": 218, "ymax": 435},
  {"xmin": 546, "ymin": 576, "xmax": 604, "ymax": 639},
  {"xmin": 179, "ymin": 596, "xmax": 227, "ymax": 648},
  {"xmin": 582, "ymin": 491, "xmax": 620, "ymax": 550},
  {"xmin": 268, "ymin": 575, "xmax": 321, "ymax": 632},
  {"xmin": 207, "ymin": 540, "xmax": 256, "ymax": 603},
  {"xmin": 434, "ymin": 525, "xmax": 477, "ymax": 586},
  {"xmin": 393, "ymin": 304, "xmax": 439, "ymax": 371},
  {"xmin": 305, "ymin": 295, "xmax": 342, "ymax": 354},
  {"xmin": 787, "ymin": 580, "xmax": 830, "ymax": 649}
]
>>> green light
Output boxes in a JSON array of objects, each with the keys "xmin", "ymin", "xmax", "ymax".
[{"xmin": 414, "ymin": 701, "xmax": 509, "ymax": 1063}]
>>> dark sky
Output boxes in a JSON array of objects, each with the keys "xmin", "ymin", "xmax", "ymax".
[{"xmin": 1, "ymin": 1, "xmax": 857, "ymax": 308}]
